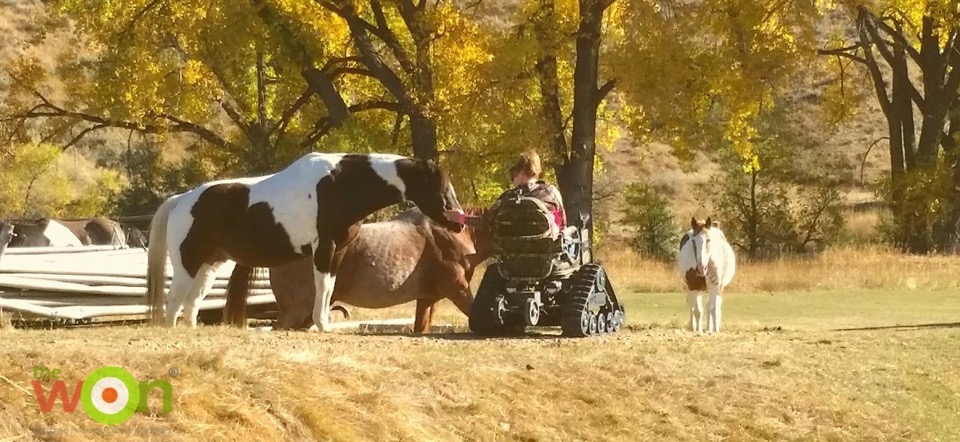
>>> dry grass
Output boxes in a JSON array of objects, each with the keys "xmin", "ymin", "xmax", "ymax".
[
  {"xmin": 0, "ymin": 308, "xmax": 12, "ymax": 331},
  {"xmin": 0, "ymin": 324, "xmax": 958, "ymax": 441},
  {"xmin": 2, "ymin": 244, "xmax": 958, "ymax": 441},
  {"xmin": 602, "ymin": 245, "xmax": 960, "ymax": 294}
]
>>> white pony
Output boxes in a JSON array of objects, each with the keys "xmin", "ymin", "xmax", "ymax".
[{"xmin": 677, "ymin": 217, "xmax": 736, "ymax": 333}]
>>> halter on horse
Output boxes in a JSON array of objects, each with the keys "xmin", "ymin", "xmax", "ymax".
[
  {"xmin": 678, "ymin": 217, "xmax": 736, "ymax": 333},
  {"xmin": 146, "ymin": 153, "xmax": 464, "ymax": 331}
]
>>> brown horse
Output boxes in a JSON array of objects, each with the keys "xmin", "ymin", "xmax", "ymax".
[
  {"xmin": 56, "ymin": 218, "xmax": 127, "ymax": 246},
  {"xmin": 224, "ymin": 207, "xmax": 492, "ymax": 333}
]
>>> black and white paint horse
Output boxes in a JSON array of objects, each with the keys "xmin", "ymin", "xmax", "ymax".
[
  {"xmin": 678, "ymin": 217, "xmax": 736, "ymax": 333},
  {"xmin": 4, "ymin": 217, "xmax": 144, "ymax": 248},
  {"xmin": 146, "ymin": 152, "xmax": 465, "ymax": 331},
  {"xmin": 5, "ymin": 219, "xmax": 84, "ymax": 247}
]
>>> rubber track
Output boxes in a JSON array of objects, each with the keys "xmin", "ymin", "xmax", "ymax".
[
  {"xmin": 560, "ymin": 264, "xmax": 603, "ymax": 337},
  {"xmin": 469, "ymin": 264, "xmax": 508, "ymax": 336}
]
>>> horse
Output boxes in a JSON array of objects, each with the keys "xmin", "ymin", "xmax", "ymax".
[
  {"xmin": 146, "ymin": 152, "xmax": 464, "ymax": 331},
  {"xmin": 55, "ymin": 217, "xmax": 128, "ymax": 246},
  {"xmin": 222, "ymin": 206, "xmax": 493, "ymax": 333},
  {"xmin": 120, "ymin": 224, "xmax": 148, "ymax": 248},
  {"xmin": 5, "ymin": 218, "xmax": 84, "ymax": 247},
  {"xmin": 677, "ymin": 217, "xmax": 736, "ymax": 333}
]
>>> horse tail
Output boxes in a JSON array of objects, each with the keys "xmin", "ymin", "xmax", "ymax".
[
  {"xmin": 721, "ymin": 240, "xmax": 736, "ymax": 288},
  {"xmin": 224, "ymin": 264, "xmax": 255, "ymax": 327},
  {"xmin": 147, "ymin": 195, "xmax": 180, "ymax": 325}
]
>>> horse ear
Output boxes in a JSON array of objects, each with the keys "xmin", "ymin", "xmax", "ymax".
[
  {"xmin": 705, "ymin": 217, "xmax": 713, "ymax": 228},
  {"xmin": 690, "ymin": 217, "xmax": 698, "ymax": 229}
]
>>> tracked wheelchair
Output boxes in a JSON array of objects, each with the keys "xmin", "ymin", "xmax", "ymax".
[{"xmin": 468, "ymin": 195, "xmax": 625, "ymax": 336}]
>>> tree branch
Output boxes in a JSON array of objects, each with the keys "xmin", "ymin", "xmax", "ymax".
[
  {"xmin": 321, "ymin": 56, "xmax": 364, "ymax": 73},
  {"xmin": 217, "ymin": 98, "xmax": 249, "ymax": 132},
  {"xmin": 860, "ymin": 10, "xmax": 927, "ymax": 113},
  {"xmin": 300, "ymin": 100, "xmax": 401, "ymax": 148},
  {"xmin": 271, "ymin": 86, "xmax": 314, "ymax": 139},
  {"xmin": 158, "ymin": 113, "xmax": 236, "ymax": 150},
  {"xmin": 256, "ymin": 50, "xmax": 268, "ymax": 130},
  {"xmin": 330, "ymin": 67, "xmax": 378, "ymax": 79},
  {"xmin": 118, "ymin": 0, "xmax": 166, "ymax": 40},
  {"xmin": 857, "ymin": 14, "xmax": 893, "ymax": 118},
  {"xmin": 3, "ymin": 92, "xmax": 236, "ymax": 151},
  {"xmin": 63, "ymin": 124, "xmax": 108, "ymax": 151},
  {"xmin": 390, "ymin": 113, "xmax": 404, "ymax": 147},
  {"xmin": 318, "ymin": 0, "xmax": 417, "ymax": 114},
  {"xmin": 596, "ymin": 78, "xmax": 617, "ymax": 106},
  {"xmin": 870, "ymin": 11, "xmax": 923, "ymax": 64},
  {"xmin": 369, "ymin": 0, "xmax": 417, "ymax": 76},
  {"xmin": 817, "ymin": 46, "xmax": 867, "ymax": 64}
]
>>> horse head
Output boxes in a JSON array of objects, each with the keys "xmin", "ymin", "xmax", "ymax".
[
  {"xmin": 0, "ymin": 221, "xmax": 13, "ymax": 247},
  {"xmin": 122, "ymin": 223, "xmax": 148, "ymax": 248},
  {"xmin": 460, "ymin": 206, "xmax": 495, "ymax": 261},
  {"xmin": 395, "ymin": 158, "xmax": 464, "ymax": 233},
  {"xmin": 7, "ymin": 219, "xmax": 52, "ymax": 247},
  {"xmin": 687, "ymin": 216, "xmax": 723, "ymax": 275}
]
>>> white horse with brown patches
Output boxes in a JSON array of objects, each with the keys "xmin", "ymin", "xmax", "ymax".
[
  {"xmin": 146, "ymin": 152, "xmax": 464, "ymax": 331},
  {"xmin": 678, "ymin": 217, "xmax": 736, "ymax": 333}
]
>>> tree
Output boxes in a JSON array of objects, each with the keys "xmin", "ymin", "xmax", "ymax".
[
  {"xmin": 521, "ymin": 0, "xmax": 619, "ymax": 242},
  {"xmin": 1, "ymin": 0, "xmax": 400, "ymax": 175},
  {"xmin": 0, "ymin": 144, "xmax": 121, "ymax": 219},
  {"xmin": 711, "ymin": 99, "xmax": 847, "ymax": 259},
  {"xmin": 2, "ymin": 1, "xmax": 518, "ymax": 207},
  {"xmin": 820, "ymin": 2, "xmax": 960, "ymax": 253}
]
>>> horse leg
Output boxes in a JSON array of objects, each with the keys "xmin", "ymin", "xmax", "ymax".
[
  {"xmin": 224, "ymin": 264, "xmax": 255, "ymax": 327},
  {"xmin": 165, "ymin": 271, "xmax": 194, "ymax": 327},
  {"xmin": 687, "ymin": 290, "xmax": 703, "ymax": 333},
  {"xmin": 182, "ymin": 263, "xmax": 221, "ymax": 328},
  {"xmin": 443, "ymin": 276, "xmax": 473, "ymax": 319},
  {"xmin": 414, "ymin": 299, "xmax": 436, "ymax": 334},
  {"xmin": 311, "ymin": 238, "xmax": 337, "ymax": 333},
  {"xmin": 707, "ymin": 286, "xmax": 723, "ymax": 333}
]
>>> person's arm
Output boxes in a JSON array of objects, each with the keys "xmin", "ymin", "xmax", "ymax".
[{"xmin": 549, "ymin": 185, "xmax": 567, "ymax": 227}]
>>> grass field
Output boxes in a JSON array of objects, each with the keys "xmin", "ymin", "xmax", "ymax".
[{"xmin": 2, "ymin": 256, "xmax": 959, "ymax": 442}]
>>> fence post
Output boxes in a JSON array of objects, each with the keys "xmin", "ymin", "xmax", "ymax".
[{"xmin": 0, "ymin": 223, "xmax": 13, "ymax": 263}]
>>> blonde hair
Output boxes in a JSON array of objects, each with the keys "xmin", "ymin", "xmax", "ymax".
[{"xmin": 509, "ymin": 150, "xmax": 542, "ymax": 179}]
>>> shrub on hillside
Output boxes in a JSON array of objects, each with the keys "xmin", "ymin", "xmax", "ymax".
[
  {"xmin": 623, "ymin": 183, "xmax": 678, "ymax": 261},
  {"xmin": 0, "ymin": 143, "xmax": 121, "ymax": 219},
  {"xmin": 97, "ymin": 141, "xmax": 217, "ymax": 216},
  {"xmin": 712, "ymin": 104, "xmax": 847, "ymax": 259}
]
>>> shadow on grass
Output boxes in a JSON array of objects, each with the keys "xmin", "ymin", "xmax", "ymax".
[
  {"xmin": 351, "ymin": 327, "xmax": 571, "ymax": 341},
  {"xmin": 832, "ymin": 322, "xmax": 960, "ymax": 332}
]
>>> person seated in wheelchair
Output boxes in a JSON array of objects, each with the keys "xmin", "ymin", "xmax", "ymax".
[{"xmin": 446, "ymin": 151, "xmax": 576, "ymax": 251}]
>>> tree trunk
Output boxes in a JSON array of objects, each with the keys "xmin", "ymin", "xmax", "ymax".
[
  {"xmin": 328, "ymin": 0, "xmax": 439, "ymax": 161},
  {"xmin": 842, "ymin": 6, "xmax": 960, "ymax": 253},
  {"xmin": 943, "ymin": 107, "xmax": 960, "ymax": 254},
  {"xmin": 409, "ymin": 114, "xmax": 438, "ymax": 160},
  {"xmin": 559, "ymin": 0, "xmax": 612, "ymax": 243},
  {"xmin": 534, "ymin": 0, "xmax": 568, "ymax": 162},
  {"xmin": 748, "ymin": 169, "xmax": 759, "ymax": 258}
]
